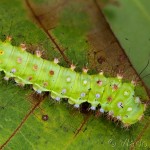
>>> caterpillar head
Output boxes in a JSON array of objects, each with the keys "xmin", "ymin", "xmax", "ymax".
[
  {"xmin": 114, "ymin": 83, "xmax": 146, "ymax": 125},
  {"xmin": 99, "ymin": 82, "xmax": 146, "ymax": 126}
]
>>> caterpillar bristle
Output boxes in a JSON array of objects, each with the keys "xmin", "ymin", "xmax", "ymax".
[
  {"xmin": 115, "ymin": 120, "xmax": 121, "ymax": 127},
  {"xmin": 123, "ymin": 123, "xmax": 130, "ymax": 129},
  {"xmin": 20, "ymin": 43, "xmax": 26, "ymax": 51},
  {"xmin": 54, "ymin": 58, "xmax": 59, "ymax": 64},
  {"xmin": 107, "ymin": 111, "xmax": 115, "ymax": 121},
  {"xmin": 106, "ymin": 113, "xmax": 113, "ymax": 121},
  {"xmin": 82, "ymin": 67, "xmax": 88, "ymax": 73},
  {"xmin": 99, "ymin": 70, "xmax": 104, "ymax": 75},
  {"xmin": 117, "ymin": 73, "xmax": 123, "ymax": 80},
  {"xmin": 6, "ymin": 36, "xmax": 12, "ymax": 42},
  {"xmin": 35, "ymin": 50, "xmax": 42, "ymax": 57},
  {"xmin": 113, "ymin": 117, "xmax": 118, "ymax": 123},
  {"xmin": 135, "ymin": 97, "xmax": 141, "ymax": 104},
  {"xmin": 138, "ymin": 115, "xmax": 144, "ymax": 121},
  {"xmin": 14, "ymin": 78, "xmax": 25, "ymax": 87},
  {"xmin": 131, "ymin": 80, "xmax": 137, "ymax": 86},
  {"xmin": 108, "ymin": 110, "xmax": 114, "ymax": 116},
  {"xmin": 144, "ymin": 104, "xmax": 147, "ymax": 111},
  {"xmin": 70, "ymin": 64, "xmax": 76, "ymax": 70},
  {"xmin": 16, "ymin": 82, "xmax": 25, "ymax": 87}
]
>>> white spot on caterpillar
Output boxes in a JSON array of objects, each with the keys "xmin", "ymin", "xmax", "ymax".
[
  {"xmin": 36, "ymin": 90, "xmax": 42, "ymax": 94},
  {"xmin": 117, "ymin": 102, "xmax": 123, "ymax": 108},
  {"xmin": 127, "ymin": 107, "xmax": 132, "ymax": 112},
  {"xmin": 90, "ymin": 106, "xmax": 96, "ymax": 110},
  {"xmin": 11, "ymin": 68, "xmax": 16, "ymax": 73},
  {"xmin": 4, "ymin": 76, "xmax": 9, "ymax": 81},
  {"xmin": 100, "ymin": 108, "xmax": 104, "ymax": 113},
  {"xmin": 66, "ymin": 77, "xmax": 71, "ymax": 82},
  {"xmin": 74, "ymin": 104, "xmax": 79, "ymax": 108},
  {"xmin": 83, "ymin": 80, "xmax": 87, "ymax": 85},
  {"xmin": 135, "ymin": 97, "xmax": 141, "ymax": 103},
  {"xmin": 124, "ymin": 91, "xmax": 129, "ymax": 96},
  {"xmin": 55, "ymin": 97, "xmax": 60, "ymax": 101},
  {"xmin": 96, "ymin": 93, "xmax": 100, "ymax": 98},
  {"xmin": 81, "ymin": 92, "xmax": 86, "ymax": 97},
  {"xmin": 62, "ymin": 89, "xmax": 66, "ymax": 94},
  {"xmin": 117, "ymin": 116, "xmax": 121, "ymax": 120}
]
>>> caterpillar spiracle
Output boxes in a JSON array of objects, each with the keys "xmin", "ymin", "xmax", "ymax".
[{"xmin": 0, "ymin": 37, "xmax": 148, "ymax": 126}]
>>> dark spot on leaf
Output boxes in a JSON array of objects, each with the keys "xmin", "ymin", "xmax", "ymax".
[
  {"xmin": 42, "ymin": 114, "xmax": 49, "ymax": 121},
  {"xmin": 97, "ymin": 56, "xmax": 106, "ymax": 64}
]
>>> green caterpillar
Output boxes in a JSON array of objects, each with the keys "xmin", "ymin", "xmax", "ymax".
[{"xmin": 0, "ymin": 37, "xmax": 148, "ymax": 126}]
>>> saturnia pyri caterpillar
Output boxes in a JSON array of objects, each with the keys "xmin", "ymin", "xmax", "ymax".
[{"xmin": 0, "ymin": 36, "xmax": 149, "ymax": 126}]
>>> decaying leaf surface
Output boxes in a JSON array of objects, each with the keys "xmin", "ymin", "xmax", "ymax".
[
  {"xmin": 0, "ymin": 0, "xmax": 149, "ymax": 150},
  {"xmin": 97, "ymin": 0, "xmax": 150, "ymax": 89}
]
